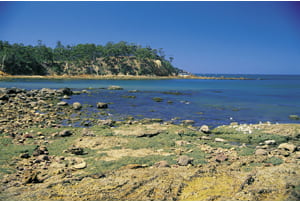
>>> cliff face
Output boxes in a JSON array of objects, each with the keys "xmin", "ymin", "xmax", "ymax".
[{"xmin": 52, "ymin": 56, "xmax": 178, "ymax": 76}]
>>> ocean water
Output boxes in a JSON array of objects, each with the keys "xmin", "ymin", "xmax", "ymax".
[{"xmin": 1, "ymin": 74, "xmax": 300, "ymax": 127}]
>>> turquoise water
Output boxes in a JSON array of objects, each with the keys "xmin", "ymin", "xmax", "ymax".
[{"xmin": 1, "ymin": 74, "xmax": 300, "ymax": 127}]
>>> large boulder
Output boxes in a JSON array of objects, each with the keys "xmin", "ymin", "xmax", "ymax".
[{"xmin": 57, "ymin": 88, "xmax": 73, "ymax": 96}]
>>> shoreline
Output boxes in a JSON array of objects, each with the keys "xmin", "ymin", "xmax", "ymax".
[
  {"xmin": 0, "ymin": 74, "xmax": 251, "ymax": 80},
  {"xmin": 0, "ymin": 87, "xmax": 299, "ymax": 200}
]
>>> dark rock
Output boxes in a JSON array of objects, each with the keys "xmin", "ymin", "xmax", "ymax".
[
  {"xmin": 60, "ymin": 88, "xmax": 73, "ymax": 96},
  {"xmin": 97, "ymin": 102, "xmax": 108, "ymax": 109},
  {"xmin": 19, "ymin": 153, "xmax": 30, "ymax": 159},
  {"xmin": 177, "ymin": 155, "xmax": 193, "ymax": 166},
  {"xmin": 67, "ymin": 146, "xmax": 85, "ymax": 155},
  {"xmin": 59, "ymin": 130, "xmax": 73, "ymax": 137},
  {"xmin": 0, "ymin": 94, "xmax": 9, "ymax": 101}
]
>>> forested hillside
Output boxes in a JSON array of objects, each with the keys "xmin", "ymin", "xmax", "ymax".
[{"xmin": 0, "ymin": 40, "xmax": 181, "ymax": 76}]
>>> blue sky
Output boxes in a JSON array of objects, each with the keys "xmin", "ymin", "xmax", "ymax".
[{"xmin": 1, "ymin": 1, "xmax": 300, "ymax": 74}]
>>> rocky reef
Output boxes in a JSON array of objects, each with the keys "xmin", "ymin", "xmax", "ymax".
[{"xmin": 0, "ymin": 87, "xmax": 299, "ymax": 200}]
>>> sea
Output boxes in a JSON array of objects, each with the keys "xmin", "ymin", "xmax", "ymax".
[{"xmin": 1, "ymin": 74, "xmax": 300, "ymax": 127}]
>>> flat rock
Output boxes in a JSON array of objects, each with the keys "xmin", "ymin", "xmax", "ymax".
[
  {"xmin": 255, "ymin": 149, "xmax": 268, "ymax": 155},
  {"xmin": 108, "ymin": 85, "xmax": 123, "ymax": 90},
  {"xmin": 278, "ymin": 143, "xmax": 296, "ymax": 152},
  {"xmin": 73, "ymin": 161, "xmax": 87, "ymax": 169},
  {"xmin": 57, "ymin": 101, "xmax": 68, "ymax": 106},
  {"xmin": 215, "ymin": 138, "xmax": 227, "ymax": 142}
]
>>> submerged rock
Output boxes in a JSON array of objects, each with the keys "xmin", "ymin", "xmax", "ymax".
[{"xmin": 108, "ymin": 85, "xmax": 123, "ymax": 90}]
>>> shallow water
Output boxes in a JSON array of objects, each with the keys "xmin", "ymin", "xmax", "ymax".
[{"xmin": 1, "ymin": 74, "xmax": 300, "ymax": 127}]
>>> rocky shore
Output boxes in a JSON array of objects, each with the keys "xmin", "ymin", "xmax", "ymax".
[
  {"xmin": 0, "ymin": 87, "xmax": 299, "ymax": 200},
  {"xmin": 0, "ymin": 74, "xmax": 250, "ymax": 80}
]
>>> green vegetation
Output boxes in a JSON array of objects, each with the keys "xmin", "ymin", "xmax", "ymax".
[{"xmin": 0, "ymin": 40, "xmax": 181, "ymax": 76}]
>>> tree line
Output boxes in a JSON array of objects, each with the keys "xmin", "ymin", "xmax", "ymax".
[{"xmin": 0, "ymin": 40, "xmax": 181, "ymax": 76}]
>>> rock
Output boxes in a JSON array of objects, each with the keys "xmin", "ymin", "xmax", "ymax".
[
  {"xmin": 73, "ymin": 102, "xmax": 82, "ymax": 110},
  {"xmin": 97, "ymin": 102, "xmax": 108, "ymax": 109},
  {"xmin": 59, "ymin": 130, "xmax": 73, "ymax": 137},
  {"xmin": 137, "ymin": 131, "xmax": 160, "ymax": 138},
  {"xmin": 152, "ymin": 97, "xmax": 163, "ymax": 102},
  {"xmin": 57, "ymin": 101, "xmax": 68, "ymax": 106},
  {"xmin": 154, "ymin": 160, "xmax": 170, "ymax": 168},
  {"xmin": 23, "ymin": 171, "xmax": 43, "ymax": 184},
  {"xmin": 67, "ymin": 146, "xmax": 85, "ymax": 155},
  {"xmin": 200, "ymin": 125, "xmax": 210, "ymax": 134},
  {"xmin": 200, "ymin": 136, "xmax": 211, "ymax": 140},
  {"xmin": 215, "ymin": 154, "xmax": 228, "ymax": 162},
  {"xmin": 72, "ymin": 161, "xmax": 87, "ymax": 169},
  {"xmin": 278, "ymin": 143, "xmax": 296, "ymax": 152},
  {"xmin": 215, "ymin": 138, "xmax": 227, "ymax": 142},
  {"xmin": 63, "ymin": 95, "xmax": 71, "ymax": 99},
  {"xmin": 295, "ymin": 151, "xmax": 300, "ymax": 159},
  {"xmin": 181, "ymin": 120, "xmax": 195, "ymax": 125},
  {"xmin": 108, "ymin": 85, "xmax": 123, "ymax": 90},
  {"xmin": 59, "ymin": 87, "xmax": 73, "ymax": 96},
  {"xmin": 264, "ymin": 140, "xmax": 276, "ymax": 145},
  {"xmin": 19, "ymin": 153, "xmax": 30, "ymax": 159},
  {"xmin": 289, "ymin": 115, "xmax": 300, "ymax": 120},
  {"xmin": 98, "ymin": 119, "xmax": 115, "ymax": 126},
  {"xmin": 255, "ymin": 149, "xmax": 268, "ymax": 155},
  {"xmin": 0, "ymin": 94, "xmax": 9, "ymax": 101},
  {"xmin": 33, "ymin": 146, "xmax": 49, "ymax": 156},
  {"xmin": 175, "ymin": 140, "xmax": 189, "ymax": 146},
  {"xmin": 121, "ymin": 164, "xmax": 147, "ymax": 169},
  {"xmin": 81, "ymin": 128, "xmax": 95, "ymax": 136},
  {"xmin": 177, "ymin": 155, "xmax": 193, "ymax": 166}
]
